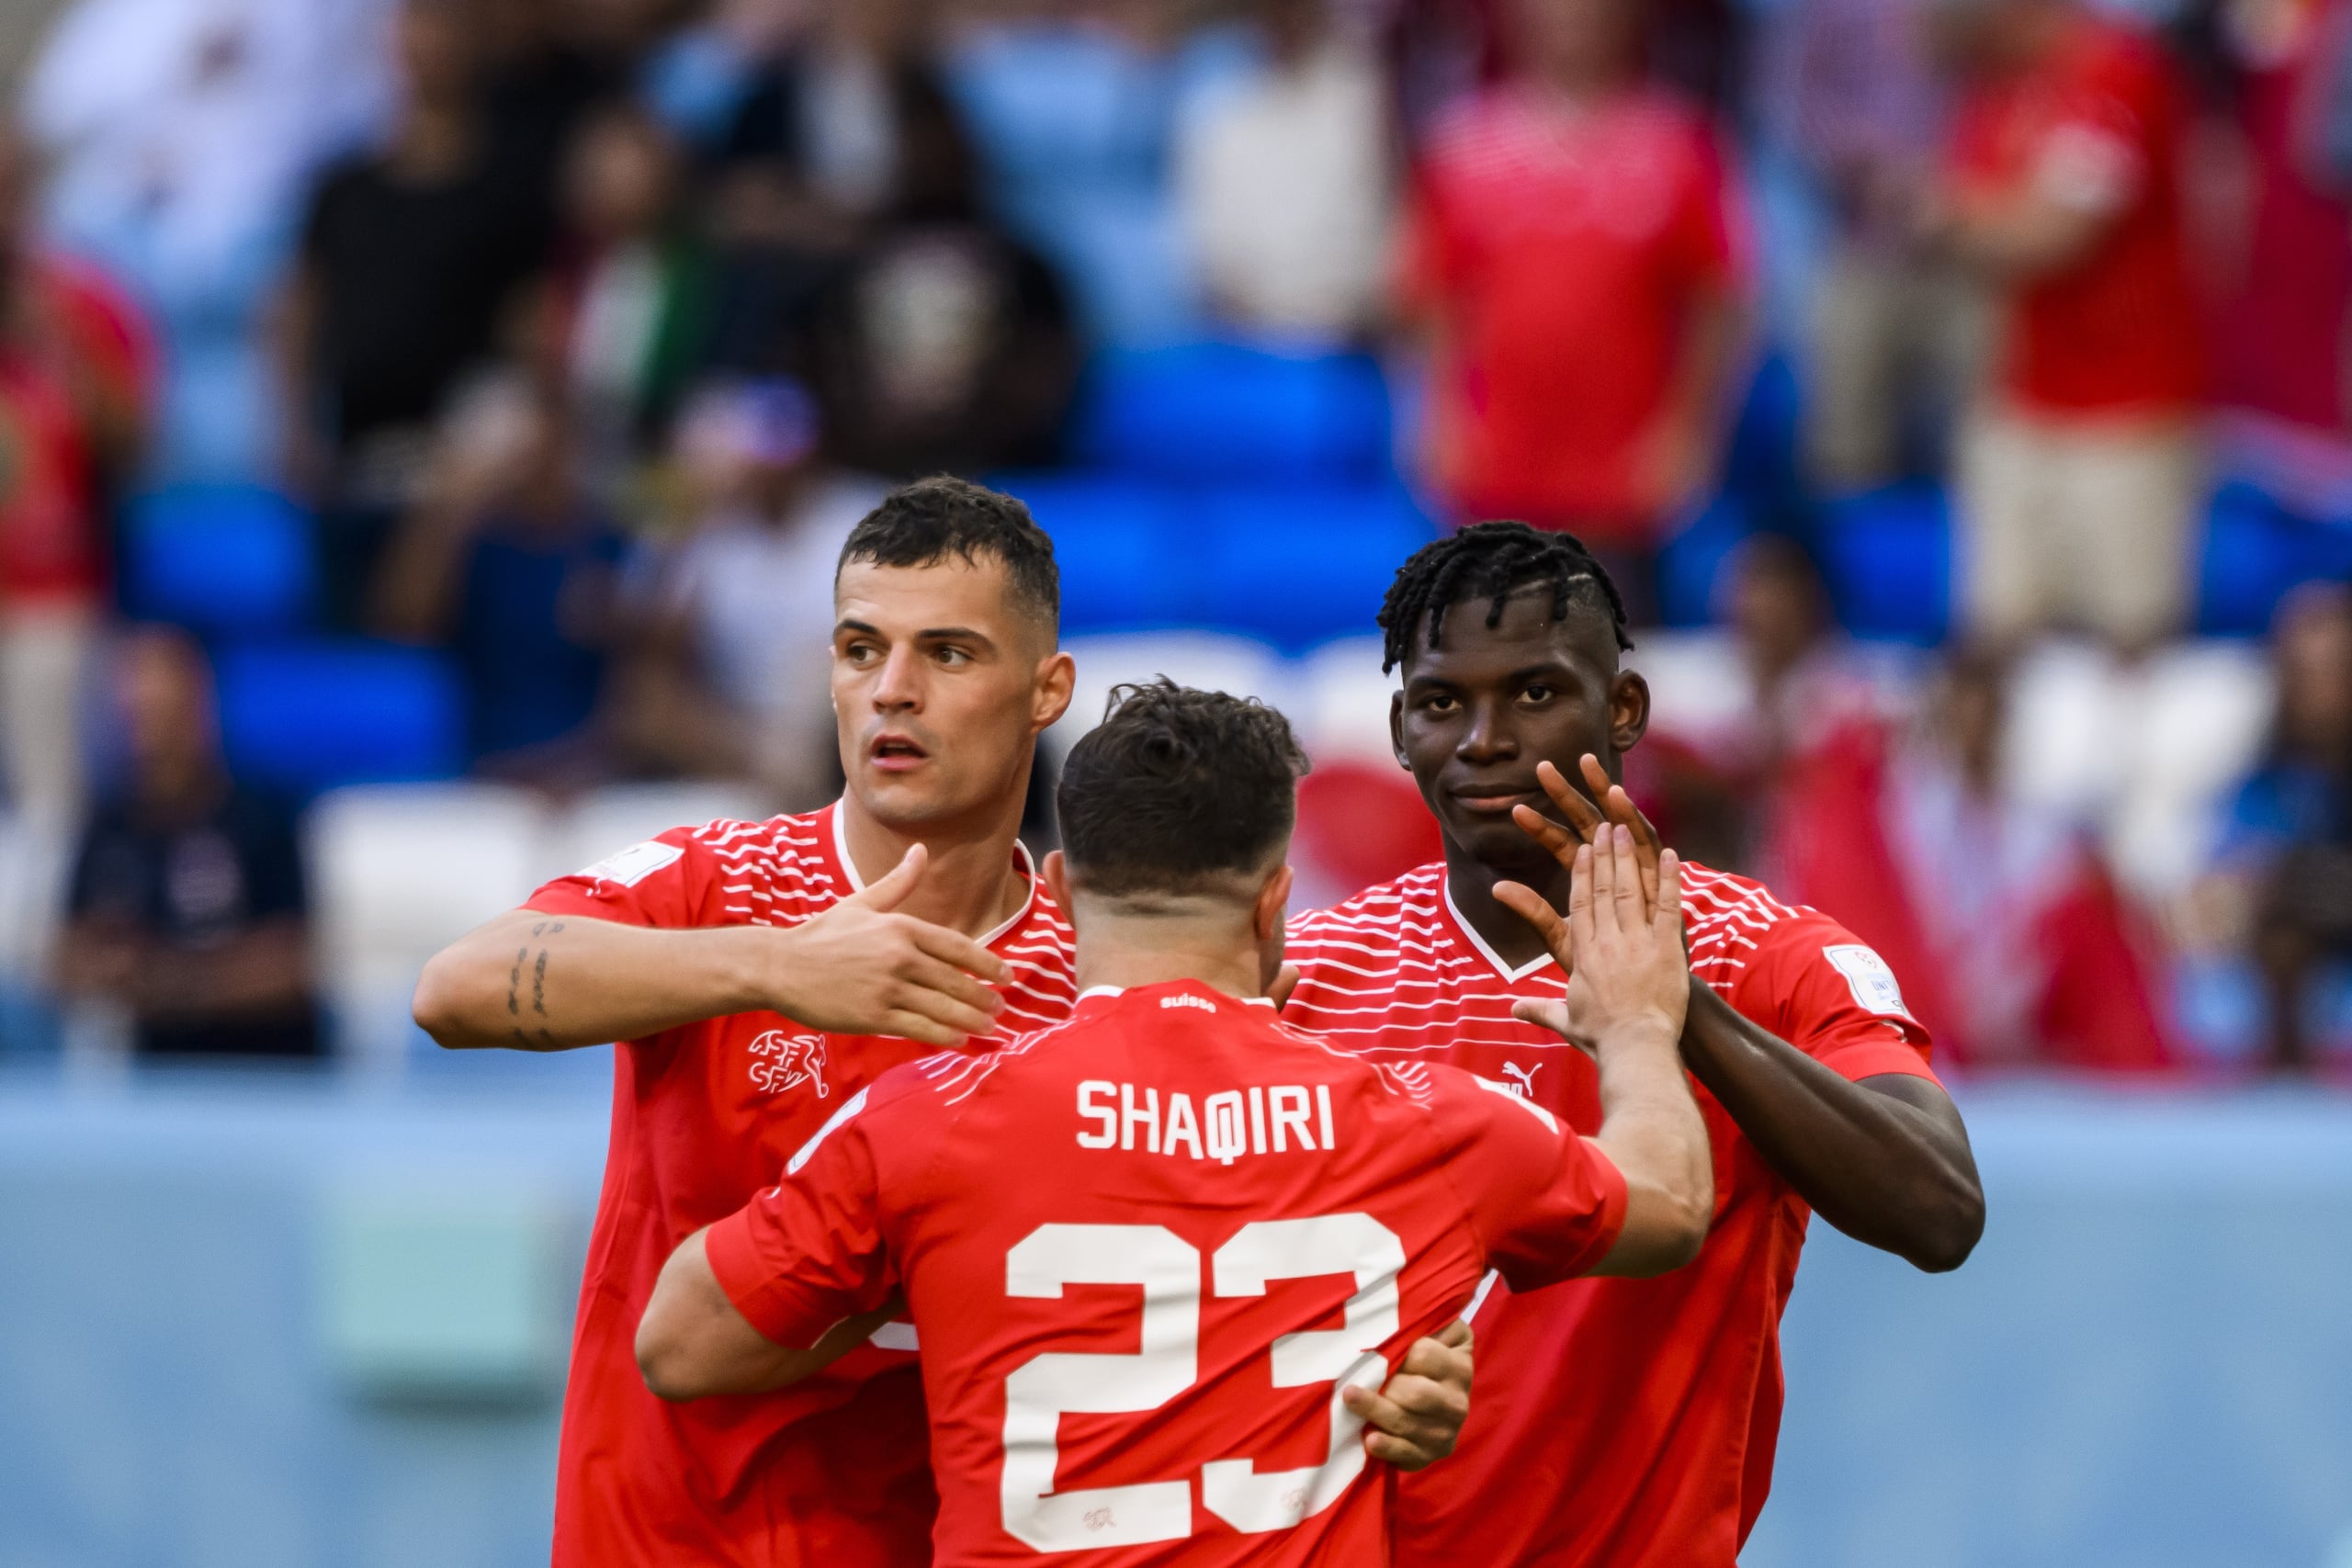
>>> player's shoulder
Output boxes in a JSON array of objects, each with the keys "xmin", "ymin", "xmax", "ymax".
[
  {"xmin": 1681, "ymin": 860, "xmax": 1907, "ymax": 1010},
  {"xmin": 1288, "ymin": 861, "xmax": 1448, "ymax": 947}
]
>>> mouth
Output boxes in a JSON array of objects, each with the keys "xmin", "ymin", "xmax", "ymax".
[
  {"xmin": 1448, "ymin": 783, "xmax": 1546, "ymax": 818},
  {"xmin": 867, "ymin": 733, "xmax": 931, "ymax": 773}
]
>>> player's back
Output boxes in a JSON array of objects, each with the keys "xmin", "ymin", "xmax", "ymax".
[{"xmin": 869, "ymin": 979, "xmax": 1628, "ymax": 1565}]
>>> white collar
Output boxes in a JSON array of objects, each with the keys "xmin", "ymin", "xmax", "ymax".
[
  {"xmin": 1442, "ymin": 874, "xmax": 1557, "ymax": 984},
  {"xmin": 1076, "ymin": 984, "xmax": 1276, "ymax": 1009}
]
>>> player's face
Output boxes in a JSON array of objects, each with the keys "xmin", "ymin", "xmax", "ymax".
[
  {"xmin": 832, "ymin": 557, "xmax": 1074, "ymax": 831},
  {"xmin": 1390, "ymin": 587, "xmax": 1649, "ymax": 875}
]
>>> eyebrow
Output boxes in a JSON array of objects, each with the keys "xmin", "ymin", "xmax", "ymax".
[{"xmin": 835, "ymin": 619, "xmax": 998, "ymax": 646}]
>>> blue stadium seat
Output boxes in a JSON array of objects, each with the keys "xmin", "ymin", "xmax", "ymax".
[
  {"xmin": 215, "ymin": 641, "xmax": 466, "ymax": 796},
  {"xmin": 120, "ymin": 485, "xmax": 316, "ymax": 635},
  {"xmin": 2197, "ymin": 481, "xmax": 2352, "ymax": 636},
  {"xmin": 1655, "ymin": 495, "xmax": 1754, "ymax": 628},
  {"xmin": 989, "ymin": 474, "xmax": 1192, "ymax": 632},
  {"xmin": 1815, "ymin": 481, "xmax": 1951, "ymax": 643},
  {"xmin": 1193, "ymin": 485, "xmax": 1439, "ymax": 653},
  {"xmin": 1069, "ymin": 344, "xmax": 1392, "ymax": 484}
]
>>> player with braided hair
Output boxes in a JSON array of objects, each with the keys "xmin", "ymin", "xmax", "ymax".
[{"xmin": 1283, "ymin": 520, "xmax": 1987, "ymax": 1568}]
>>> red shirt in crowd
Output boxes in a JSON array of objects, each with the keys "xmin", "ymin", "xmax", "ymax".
[
  {"xmin": 0, "ymin": 254, "xmax": 152, "ymax": 606},
  {"xmin": 1282, "ymin": 859, "xmax": 1939, "ymax": 1568},
  {"xmin": 1949, "ymin": 16, "xmax": 2204, "ymax": 418},
  {"xmin": 520, "ymin": 803, "xmax": 1076, "ymax": 1568},
  {"xmin": 1402, "ymin": 84, "xmax": 1745, "ymax": 542},
  {"xmin": 706, "ymin": 979, "xmax": 1629, "ymax": 1566}
]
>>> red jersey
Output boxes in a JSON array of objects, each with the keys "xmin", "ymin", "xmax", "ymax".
[
  {"xmin": 1282, "ymin": 860, "xmax": 1939, "ymax": 1568},
  {"xmin": 705, "ymin": 979, "xmax": 1630, "ymax": 1566},
  {"xmin": 521, "ymin": 802, "xmax": 1077, "ymax": 1567},
  {"xmin": 1950, "ymin": 17, "xmax": 2203, "ymax": 417},
  {"xmin": 1402, "ymin": 85, "xmax": 1745, "ymax": 540}
]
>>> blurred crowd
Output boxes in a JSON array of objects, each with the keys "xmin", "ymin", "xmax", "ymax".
[{"xmin": 0, "ymin": 0, "xmax": 2348, "ymax": 1077}]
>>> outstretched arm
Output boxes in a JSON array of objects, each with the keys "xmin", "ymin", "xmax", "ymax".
[
  {"xmin": 1517, "ymin": 759, "xmax": 1986, "ymax": 1273},
  {"xmin": 413, "ymin": 844, "xmax": 1008, "ymax": 1051}
]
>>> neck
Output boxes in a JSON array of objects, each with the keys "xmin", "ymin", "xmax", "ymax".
[
  {"xmin": 1071, "ymin": 919, "xmax": 1267, "ymax": 1001},
  {"xmin": 839, "ymin": 780, "xmax": 1033, "ymax": 941},
  {"xmin": 1442, "ymin": 836, "xmax": 1567, "ymax": 972}
]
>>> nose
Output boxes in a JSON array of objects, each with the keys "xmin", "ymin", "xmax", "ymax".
[
  {"xmin": 870, "ymin": 643, "xmax": 923, "ymax": 713},
  {"xmin": 1457, "ymin": 694, "xmax": 1517, "ymax": 764}
]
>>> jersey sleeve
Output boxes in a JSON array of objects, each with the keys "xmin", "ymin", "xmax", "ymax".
[
  {"xmin": 702, "ymin": 1083, "xmax": 903, "ymax": 1350},
  {"xmin": 1738, "ymin": 910, "xmax": 1941, "ymax": 1086},
  {"xmin": 521, "ymin": 822, "xmax": 728, "ymax": 930},
  {"xmin": 1428, "ymin": 1070, "xmax": 1630, "ymax": 1292}
]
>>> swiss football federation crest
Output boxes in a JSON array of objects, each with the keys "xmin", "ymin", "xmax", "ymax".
[{"xmin": 749, "ymin": 1030, "xmax": 830, "ymax": 1098}]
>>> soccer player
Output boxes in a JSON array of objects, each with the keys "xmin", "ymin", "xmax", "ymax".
[
  {"xmin": 634, "ymin": 682, "xmax": 1716, "ymax": 1563},
  {"xmin": 1281, "ymin": 522, "xmax": 1989, "ymax": 1567},
  {"xmin": 411, "ymin": 479, "xmax": 1470, "ymax": 1565}
]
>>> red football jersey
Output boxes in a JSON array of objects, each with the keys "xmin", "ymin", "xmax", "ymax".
[
  {"xmin": 522, "ymin": 802, "xmax": 1077, "ymax": 1568},
  {"xmin": 1282, "ymin": 860, "xmax": 1940, "ymax": 1568},
  {"xmin": 704, "ymin": 979, "xmax": 1631, "ymax": 1566}
]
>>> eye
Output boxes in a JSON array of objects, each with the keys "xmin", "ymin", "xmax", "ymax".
[
  {"xmin": 934, "ymin": 645, "xmax": 973, "ymax": 668},
  {"xmin": 842, "ymin": 640, "xmax": 881, "ymax": 666},
  {"xmin": 1520, "ymin": 682, "xmax": 1555, "ymax": 705},
  {"xmin": 1418, "ymin": 691, "xmax": 1460, "ymax": 715}
]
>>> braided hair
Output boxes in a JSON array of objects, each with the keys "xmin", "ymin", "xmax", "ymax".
[{"xmin": 1377, "ymin": 521, "xmax": 1633, "ymax": 673}]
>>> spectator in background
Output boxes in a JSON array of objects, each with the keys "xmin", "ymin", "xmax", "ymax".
[
  {"xmin": 57, "ymin": 626, "xmax": 319, "ymax": 1060},
  {"xmin": 1928, "ymin": 0, "xmax": 2205, "ymax": 658},
  {"xmin": 616, "ymin": 377, "xmax": 880, "ymax": 806},
  {"xmin": 1770, "ymin": 0, "xmax": 1984, "ymax": 490},
  {"xmin": 372, "ymin": 378, "xmax": 624, "ymax": 788},
  {"xmin": 1770, "ymin": 645, "xmax": 2178, "ymax": 1072},
  {"xmin": 1175, "ymin": 0, "xmax": 1396, "ymax": 341},
  {"xmin": 0, "ymin": 125, "xmax": 152, "ymax": 831},
  {"xmin": 697, "ymin": 0, "xmax": 982, "ymax": 379},
  {"xmin": 549, "ymin": 103, "xmax": 712, "ymax": 491},
  {"xmin": 279, "ymin": 0, "xmax": 558, "ymax": 628},
  {"xmin": 1400, "ymin": 0, "xmax": 1748, "ymax": 614},
  {"xmin": 2217, "ymin": 582, "xmax": 2352, "ymax": 1071},
  {"xmin": 802, "ymin": 62, "xmax": 1080, "ymax": 478}
]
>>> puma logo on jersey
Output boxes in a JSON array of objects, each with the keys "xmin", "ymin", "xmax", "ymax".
[
  {"xmin": 749, "ymin": 1030, "xmax": 829, "ymax": 1098},
  {"xmin": 1501, "ymin": 1062, "xmax": 1541, "ymax": 1099}
]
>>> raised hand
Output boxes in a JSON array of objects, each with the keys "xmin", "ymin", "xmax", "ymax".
[
  {"xmin": 1509, "ymin": 754, "xmax": 1665, "ymax": 912},
  {"xmin": 1500, "ymin": 826, "xmax": 1690, "ymax": 1057},
  {"xmin": 763, "ymin": 844, "xmax": 1009, "ymax": 1047}
]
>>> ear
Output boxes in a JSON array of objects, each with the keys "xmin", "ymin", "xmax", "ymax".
[
  {"xmin": 1032, "ymin": 649, "xmax": 1076, "ymax": 735},
  {"xmin": 1389, "ymin": 689, "xmax": 1409, "ymax": 771},
  {"xmin": 1043, "ymin": 850, "xmax": 1075, "ymax": 927},
  {"xmin": 1608, "ymin": 669, "xmax": 1650, "ymax": 758},
  {"xmin": 1253, "ymin": 861, "xmax": 1295, "ymax": 943}
]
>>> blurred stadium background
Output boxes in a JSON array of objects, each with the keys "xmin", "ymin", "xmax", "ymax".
[{"xmin": 0, "ymin": 0, "xmax": 2347, "ymax": 1563}]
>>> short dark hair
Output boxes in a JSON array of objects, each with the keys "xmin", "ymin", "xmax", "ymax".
[
  {"xmin": 1057, "ymin": 682, "xmax": 1311, "ymax": 900},
  {"xmin": 1377, "ymin": 520, "xmax": 1633, "ymax": 672},
  {"xmin": 837, "ymin": 476, "xmax": 1059, "ymax": 636}
]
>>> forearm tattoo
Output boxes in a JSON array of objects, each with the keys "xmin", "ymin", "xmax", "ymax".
[{"xmin": 507, "ymin": 920, "xmax": 565, "ymax": 1046}]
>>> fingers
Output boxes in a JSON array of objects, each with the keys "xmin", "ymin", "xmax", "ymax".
[
  {"xmin": 1653, "ymin": 849, "xmax": 1684, "ymax": 938},
  {"xmin": 1566, "ymin": 842, "xmax": 1596, "ymax": 953},
  {"xmin": 1586, "ymin": 828, "xmax": 1617, "ymax": 938},
  {"xmin": 849, "ymin": 843, "xmax": 927, "ymax": 911},
  {"xmin": 1398, "ymin": 1325, "xmax": 1474, "ymax": 1390},
  {"xmin": 1537, "ymin": 759, "xmax": 1604, "ymax": 841},
  {"xmin": 900, "ymin": 952, "xmax": 1008, "ymax": 1023},
  {"xmin": 1343, "ymin": 1371, "xmax": 1466, "ymax": 1472},
  {"xmin": 1270, "ymin": 963, "xmax": 1302, "ymax": 1011},
  {"xmin": 905, "ymin": 920, "xmax": 1008, "ymax": 985},
  {"xmin": 877, "ymin": 1010, "xmax": 967, "ymax": 1049},
  {"xmin": 1510, "ymin": 802, "xmax": 1581, "ymax": 866},
  {"xmin": 1608, "ymin": 823, "xmax": 1647, "ymax": 925},
  {"xmin": 1510, "ymin": 997, "xmax": 1593, "ymax": 1057},
  {"xmin": 1494, "ymin": 880, "xmax": 1569, "ymax": 964}
]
